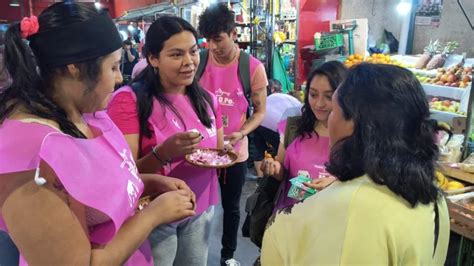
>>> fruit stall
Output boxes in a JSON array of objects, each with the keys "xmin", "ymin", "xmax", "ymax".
[
  {"xmin": 413, "ymin": 41, "xmax": 474, "ymax": 264},
  {"xmin": 437, "ymin": 163, "xmax": 474, "ymax": 265},
  {"xmin": 414, "ymin": 39, "xmax": 474, "ymax": 266},
  {"xmin": 345, "ymin": 57, "xmax": 472, "ymax": 130}
]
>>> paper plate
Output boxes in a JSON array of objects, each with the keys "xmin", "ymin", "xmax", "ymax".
[{"xmin": 185, "ymin": 148, "xmax": 238, "ymax": 169}]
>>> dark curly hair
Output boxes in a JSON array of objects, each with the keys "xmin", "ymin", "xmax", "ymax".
[
  {"xmin": 198, "ymin": 3, "xmax": 236, "ymax": 39},
  {"xmin": 1, "ymin": 2, "xmax": 104, "ymax": 138},
  {"xmin": 296, "ymin": 61, "xmax": 347, "ymax": 139},
  {"xmin": 325, "ymin": 63, "xmax": 443, "ymax": 207}
]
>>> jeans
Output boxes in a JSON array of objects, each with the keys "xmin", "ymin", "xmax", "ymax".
[
  {"xmin": 149, "ymin": 206, "xmax": 214, "ymax": 266},
  {"xmin": 0, "ymin": 231, "xmax": 19, "ymax": 266},
  {"xmin": 219, "ymin": 161, "xmax": 247, "ymax": 260}
]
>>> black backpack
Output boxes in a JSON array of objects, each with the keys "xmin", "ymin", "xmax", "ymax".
[
  {"xmin": 241, "ymin": 116, "xmax": 300, "ymax": 248},
  {"xmin": 196, "ymin": 49, "xmax": 253, "ymax": 115}
]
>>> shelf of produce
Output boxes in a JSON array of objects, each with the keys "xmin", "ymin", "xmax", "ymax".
[
  {"xmin": 430, "ymin": 109, "xmax": 465, "ymax": 125},
  {"xmin": 410, "ymin": 68, "xmax": 437, "ymax": 76},
  {"xmin": 439, "ymin": 163, "xmax": 474, "ymax": 184},
  {"xmin": 423, "ymin": 83, "xmax": 467, "ymax": 100}
]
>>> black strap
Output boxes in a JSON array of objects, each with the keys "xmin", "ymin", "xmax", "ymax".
[
  {"xmin": 432, "ymin": 201, "xmax": 440, "ymax": 258},
  {"xmin": 284, "ymin": 116, "xmax": 300, "ymax": 149},
  {"xmin": 196, "ymin": 49, "xmax": 209, "ymax": 80},
  {"xmin": 238, "ymin": 50, "xmax": 251, "ymax": 101}
]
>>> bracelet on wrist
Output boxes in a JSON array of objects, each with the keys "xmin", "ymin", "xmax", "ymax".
[
  {"xmin": 239, "ymin": 130, "xmax": 246, "ymax": 140},
  {"xmin": 152, "ymin": 145, "xmax": 170, "ymax": 165}
]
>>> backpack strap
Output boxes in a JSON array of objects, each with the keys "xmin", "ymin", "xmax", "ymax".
[
  {"xmin": 238, "ymin": 50, "xmax": 252, "ymax": 115},
  {"xmin": 284, "ymin": 116, "xmax": 300, "ymax": 149},
  {"xmin": 238, "ymin": 50, "xmax": 251, "ymax": 99},
  {"xmin": 196, "ymin": 49, "xmax": 209, "ymax": 80}
]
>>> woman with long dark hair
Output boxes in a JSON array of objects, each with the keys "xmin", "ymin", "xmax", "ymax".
[
  {"xmin": 262, "ymin": 61, "xmax": 348, "ymax": 210},
  {"xmin": 0, "ymin": 2, "xmax": 196, "ymax": 265},
  {"xmin": 261, "ymin": 63, "xmax": 449, "ymax": 265},
  {"xmin": 108, "ymin": 16, "xmax": 223, "ymax": 265}
]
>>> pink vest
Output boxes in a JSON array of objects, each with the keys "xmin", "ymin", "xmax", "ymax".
[
  {"xmin": 0, "ymin": 112, "xmax": 152, "ymax": 265},
  {"xmin": 113, "ymin": 87, "xmax": 220, "ymax": 216},
  {"xmin": 275, "ymin": 132, "xmax": 330, "ymax": 211},
  {"xmin": 199, "ymin": 53, "xmax": 262, "ymax": 152}
]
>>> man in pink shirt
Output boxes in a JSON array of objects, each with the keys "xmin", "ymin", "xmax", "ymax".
[{"xmin": 198, "ymin": 4, "xmax": 268, "ymax": 265}]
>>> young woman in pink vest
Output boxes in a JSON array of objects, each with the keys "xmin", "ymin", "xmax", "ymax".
[
  {"xmin": 0, "ymin": 2, "xmax": 196, "ymax": 265},
  {"xmin": 262, "ymin": 61, "xmax": 348, "ymax": 211},
  {"xmin": 108, "ymin": 17, "xmax": 223, "ymax": 265}
]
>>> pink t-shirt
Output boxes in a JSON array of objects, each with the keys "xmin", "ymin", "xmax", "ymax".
[
  {"xmin": 275, "ymin": 132, "xmax": 331, "ymax": 211},
  {"xmin": 199, "ymin": 47, "xmax": 268, "ymax": 161},
  {"xmin": 108, "ymin": 87, "xmax": 222, "ymax": 215},
  {"xmin": 0, "ymin": 112, "xmax": 152, "ymax": 265}
]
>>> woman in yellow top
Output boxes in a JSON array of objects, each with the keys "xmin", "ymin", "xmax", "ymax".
[{"xmin": 261, "ymin": 63, "xmax": 450, "ymax": 265}]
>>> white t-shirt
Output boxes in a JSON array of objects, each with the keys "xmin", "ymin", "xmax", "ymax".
[{"xmin": 261, "ymin": 93, "xmax": 302, "ymax": 132}]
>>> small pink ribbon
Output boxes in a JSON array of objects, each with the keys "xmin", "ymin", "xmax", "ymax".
[{"xmin": 20, "ymin": 16, "xmax": 39, "ymax": 39}]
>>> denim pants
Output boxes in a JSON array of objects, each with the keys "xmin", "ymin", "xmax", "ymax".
[
  {"xmin": 148, "ymin": 205, "xmax": 214, "ymax": 266},
  {"xmin": 0, "ymin": 231, "xmax": 19, "ymax": 266}
]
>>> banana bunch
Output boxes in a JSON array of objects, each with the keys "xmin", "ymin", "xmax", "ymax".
[
  {"xmin": 436, "ymin": 171, "xmax": 449, "ymax": 190},
  {"xmin": 436, "ymin": 171, "xmax": 465, "ymax": 191},
  {"xmin": 437, "ymin": 121, "xmax": 451, "ymax": 131}
]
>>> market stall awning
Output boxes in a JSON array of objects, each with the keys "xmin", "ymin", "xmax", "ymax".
[{"xmin": 115, "ymin": 2, "xmax": 175, "ymax": 21}]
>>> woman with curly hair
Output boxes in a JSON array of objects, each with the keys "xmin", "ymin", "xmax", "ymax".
[
  {"xmin": 261, "ymin": 63, "xmax": 449, "ymax": 265},
  {"xmin": 262, "ymin": 61, "xmax": 348, "ymax": 211}
]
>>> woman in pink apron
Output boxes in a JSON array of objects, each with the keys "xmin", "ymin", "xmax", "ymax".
[
  {"xmin": 262, "ymin": 61, "xmax": 348, "ymax": 211},
  {"xmin": 0, "ymin": 3, "xmax": 195, "ymax": 265},
  {"xmin": 108, "ymin": 16, "xmax": 223, "ymax": 266}
]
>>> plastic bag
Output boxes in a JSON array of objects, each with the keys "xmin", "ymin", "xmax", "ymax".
[{"xmin": 439, "ymin": 134, "xmax": 464, "ymax": 163}]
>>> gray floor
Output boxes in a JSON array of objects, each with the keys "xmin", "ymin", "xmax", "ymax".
[{"xmin": 207, "ymin": 175, "xmax": 260, "ymax": 266}]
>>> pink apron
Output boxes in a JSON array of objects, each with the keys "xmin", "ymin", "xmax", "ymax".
[
  {"xmin": 148, "ymin": 93, "xmax": 220, "ymax": 216},
  {"xmin": 112, "ymin": 87, "xmax": 220, "ymax": 216},
  {"xmin": 199, "ymin": 55, "xmax": 262, "ymax": 152},
  {"xmin": 0, "ymin": 112, "xmax": 152, "ymax": 265},
  {"xmin": 276, "ymin": 133, "xmax": 331, "ymax": 211}
]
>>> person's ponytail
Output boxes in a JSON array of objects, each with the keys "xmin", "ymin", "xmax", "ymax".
[
  {"xmin": 0, "ymin": 22, "xmax": 42, "ymax": 119},
  {"xmin": 4, "ymin": 23, "xmax": 40, "ymax": 89}
]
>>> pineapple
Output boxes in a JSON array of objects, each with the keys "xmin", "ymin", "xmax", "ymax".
[
  {"xmin": 426, "ymin": 41, "xmax": 459, "ymax": 70},
  {"xmin": 415, "ymin": 39, "xmax": 441, "ymax": 69}
]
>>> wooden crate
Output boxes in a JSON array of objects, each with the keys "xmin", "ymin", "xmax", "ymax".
[{"xmin": 447, "ymin": 192, "xmax": 474, "ymax": 240}]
